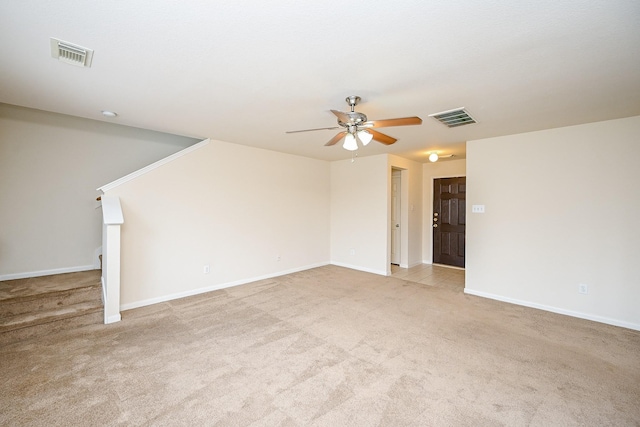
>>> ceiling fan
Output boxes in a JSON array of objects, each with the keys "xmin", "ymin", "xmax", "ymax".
[{"xmin": 286, "ymin": 96, "xmax": 422, "ymax": 151}]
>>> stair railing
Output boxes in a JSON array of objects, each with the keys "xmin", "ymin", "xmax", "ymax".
[{"xmin": 100, "ymin": 195, "xmax": 123, "ymax": 324}]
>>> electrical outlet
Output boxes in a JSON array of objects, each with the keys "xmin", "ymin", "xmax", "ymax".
[
  {"xmin": 349, "ymin": 249, "xmax": 356, "ymax": 256},
  {"xmin": 276, "ymin": 255, "xmax": 281, "ymax": 262},
  {"xmin": 578, "ymin": 284, "xmax": 588, "ymax": 294},
  {"xmin": 203, "ymin": 265, "xmax": 210, "ymax": 274}
]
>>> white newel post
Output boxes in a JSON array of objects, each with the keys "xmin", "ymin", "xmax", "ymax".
[{"xmin": 101, "ymin": 195, "xmax": 124, "ymax": 324}]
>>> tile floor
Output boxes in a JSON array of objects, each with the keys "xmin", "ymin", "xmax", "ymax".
[{"xmin": 390, "ymin": 263, "xmax": 465, "ymax": 291}]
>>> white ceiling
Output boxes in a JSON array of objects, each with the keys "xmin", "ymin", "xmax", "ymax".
[{"xmin": 1, "ymin": 1, "xmax": 639, "ymax": 162}]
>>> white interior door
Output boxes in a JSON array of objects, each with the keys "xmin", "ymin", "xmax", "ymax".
[{"xmin": 391, "ymin": 173, "xmax": 401, "ymax": 265}]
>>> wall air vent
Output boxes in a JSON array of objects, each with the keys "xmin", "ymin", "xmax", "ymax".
[
  {"xmin": 429, "ymin": 108, "xmax": 476, "ymax": 128},
  {"xmin": 50, "ymin": 38, "xmax": 94, "ymax": 67}
]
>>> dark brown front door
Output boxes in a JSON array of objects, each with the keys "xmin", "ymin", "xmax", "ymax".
[{"xmin": 433, "ymin": 177, "xmax": 466, "ymax": 267}]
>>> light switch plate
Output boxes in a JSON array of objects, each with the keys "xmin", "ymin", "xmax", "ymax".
[{"xmin": 472, "ymin": 205, "xmax": 485, "ymax": 213}]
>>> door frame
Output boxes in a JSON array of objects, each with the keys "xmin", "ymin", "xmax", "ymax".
[
  {"xmin": 432, "ymin": 176, "xmax": 466, "ymax": 268},
  {"xmin": 387, "ymin": 166, "xmax": 409, "ymax": 274},
  {"xmin": 391, "ymin": 170, "xmax": 401, "ymax": 265},
  {"xmin": 427, "ymin": 174, "xmax": 467, "ymax": 265}
]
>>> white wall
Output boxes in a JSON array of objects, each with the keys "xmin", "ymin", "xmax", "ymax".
[
  {"xmin": 465, "ymin": 116, "xmax": 640, "ymax": 330},
  {"xmin": 330, "ymin": 154, "xmax": 423, "ymax": 275},
  {"xmin": 422, "ymin": 159, "xmax": 466, "ymax": 263},
  {"xmin": 104, "ymin": 140, "xmax": 330, "ymax": 309},
  {"xmin": 0, "ymin": 103, "xmax": 199, "ymax": 279},
  {"xmin": 330, "ymin": 155, "xmax": 389, "ymax": 275}
]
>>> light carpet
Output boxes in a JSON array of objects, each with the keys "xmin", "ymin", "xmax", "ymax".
[{"xmin": 1, "ymin": 265, "xmax": 639, "ymax": 426}]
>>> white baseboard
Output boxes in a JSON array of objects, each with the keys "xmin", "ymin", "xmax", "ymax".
[
  {"xmin": 105, "ymin": 314, "xmax": 121, "ymax": 324},
  {"xmin": 433, "ymin": 263, "xmax": 465, "ymax": 271},
  {"xmin": 101, "ymin": 276, "xmax": 106, "ymax": 304},
  {"xmin": 329, "ymin": 261, "xmax": 387, "ymax": 276},
  {"xmin": 464, "ymin": 288, "xmax": 640, "ymax": 332},
  {"xmin": 0, "ymin": 265, "xmax": 97, "ymax": 281},
  {"xmin": 407, "ymin": 261, "xmax": 424, "ymax": 268},
  {"xmin": 120, "ymin": 262, "xmax": 330, "ymax": 312}
]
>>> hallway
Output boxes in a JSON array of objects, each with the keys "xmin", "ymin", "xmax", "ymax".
[{"xmin": 391, "ymin": 263, "xmax": 465, "ymax": 292}]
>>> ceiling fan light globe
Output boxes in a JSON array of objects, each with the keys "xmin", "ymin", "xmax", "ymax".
[
  {"xmin": 343, "ymin": 134, "xmax": 358, "ymax": 151},
  {"xmin": 357, "ymin": 130, "xmax": 373, "ymax": 146},
  {"xmin": 429, "ymin": 153, "xmax": 439, "ymax": 162}
]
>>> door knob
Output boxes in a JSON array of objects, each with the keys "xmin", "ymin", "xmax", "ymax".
[
  {"xmin": 433, "ymin": 224, "xmax": 438, "ymax": 228},
  {"xmin": 395, "ymin": 224, "xmax": 399, "ymax": 228}
]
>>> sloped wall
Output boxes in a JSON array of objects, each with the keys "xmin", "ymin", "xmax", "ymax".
[
  {"xmin": 104, "ymin": 139, "xmax": 330, "ymax": 309},
  {"xmin": 0, "ymin": 103, "xmax": 199, "ymax": 279}
]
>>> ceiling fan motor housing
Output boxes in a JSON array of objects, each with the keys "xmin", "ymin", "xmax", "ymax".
[
  {"xmin": 339, "ymin": 112, "xmax": 368, "ymax": 127},
  {"xmin": 342, "ymin": 95, "xmax": 367, "ymax": 126}
]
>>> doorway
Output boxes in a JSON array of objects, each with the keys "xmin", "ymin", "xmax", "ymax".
[
  {"xmin": 433, "ymin": 177, "xmax": 465, "ymax": 268},
  {"xmin": 391, "ymin": 170, "xmax": 401, "ymax": 265}
]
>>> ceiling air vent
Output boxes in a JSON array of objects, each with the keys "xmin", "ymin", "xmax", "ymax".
[
  {"xmin": 429, "ymin": 108, "xmax": 476, "ymax": 128},
  {"xmin": 50, "ymin": 38, "xmax": 94, "ymax": 67}
]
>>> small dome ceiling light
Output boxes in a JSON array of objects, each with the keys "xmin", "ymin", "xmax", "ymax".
[
  {"xmin": 101, "ymin": 110, "xmax": 118, "ymax": 118},
  {"xmin": 429, "ymin": 152, "xmax": 439, "ymax": 162}
]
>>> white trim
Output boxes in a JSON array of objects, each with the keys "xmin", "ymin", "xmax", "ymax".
[
  {"xmin": 433, "ymin": 263, "xmax": 465, "ymax": 271},
  {"xmin": 393, "ymin": 261, "xmax": 426, "ymax": 270},
  {"xmin": 0, "ymin": 265, "xmax": 96, "ymax": 281},
  {"xmin": 101, "ymin": 195, "xmax": 124, "ymax": 225},
  {"xmin": 100, "ymin": 276, "xmax": 121, "ymax": 323},
  {"xmin": 329, "ymin": 261, "xmax": 388, "ymax": 276},
  {"xmin": 425, "ymin": 173, "xmax": 467, "ymax": 265},
  {"xmin": 97, "ymin": 138, "xmax": 210, "ymax": 193},
  {"xmin": 464, "ymin": 288, "xmax": 640, "ymax": 332},
  {"xmin": 106, "ymin": 314, "xmax": 122, "ymax": 324},
  {"xmin": 120, "ymin": 262, "xmax": 329, "ymax": 312}
]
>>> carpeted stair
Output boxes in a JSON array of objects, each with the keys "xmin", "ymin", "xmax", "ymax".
[{"xmin": 0, "ymin": 270, "xmax": 103, "ymax": 345}]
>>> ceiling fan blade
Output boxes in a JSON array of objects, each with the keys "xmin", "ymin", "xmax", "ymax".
[
  {"xmin": 368, "ymin": 129, "xmax": 397, "ymax": 145},
  {"xmin": 325, "ymin": 131, "xmax": 347, "ymax": 146},
  {"xmin": 364, "ymin": 116, "xmax": 423, "ymax": 128},
  {"xmin": 286, "ymin": 126, "xmax": 340, "ymax": 134},
  {"xmin": 330, "ymin": 110, "xmax": 351, "ymax": 123}
]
